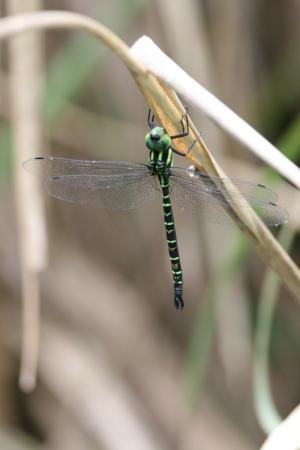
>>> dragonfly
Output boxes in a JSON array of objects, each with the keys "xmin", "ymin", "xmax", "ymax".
[{"xmin": 23, "ymin": 110, "xmax": 288, "ymax": 310}]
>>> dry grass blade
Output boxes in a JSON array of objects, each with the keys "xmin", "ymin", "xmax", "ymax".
[
  {"xmin": 7, "ymin": 1, "xmax": 47, "ymax": 392},
  {"xmin": 0, "ymin": 10, "xmax": 299, "ymax": 305}
]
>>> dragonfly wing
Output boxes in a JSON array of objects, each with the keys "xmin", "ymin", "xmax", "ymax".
[
  {"xmin": 45, "ymin": 173, "xmax": 159, "ymax": 210},
  {"xmin": 169, "ymin": 168, "xmax": 288, "ymax": 227},
  {"xmin": 23, "ymin": 156, "xmax": 149, "ymax": 177},
  {"xmin": 169, "ymin": 177, "xmax": 239, "ymax": 225},
  {"xmin": 23, "ymin": 156, "xmax": 159, "ymax": 209}
]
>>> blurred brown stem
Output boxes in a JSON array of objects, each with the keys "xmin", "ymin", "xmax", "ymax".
[{"xmin": 7, "ymin": 0, "xmax": 46, "ymax": 392}]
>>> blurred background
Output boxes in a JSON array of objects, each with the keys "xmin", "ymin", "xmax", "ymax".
[{"xmin": 0, "ymin": 1, "xmax": 300, "ymax": 449}]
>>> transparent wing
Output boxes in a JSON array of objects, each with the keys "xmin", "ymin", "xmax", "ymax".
[
  {"xmin": 44, "ymin": 173, "xmax": 159, "ymax": 209},
  {"xmin": 23, "ymin": 156, "xmax": 149, "ymax": 177},
  {"xmin": 23, "ymin": 156, "xmax": 159, "ymax": 210},
  {"xmin": 169, "ymin": 167, "xmax": 288, "ymax": 227}
]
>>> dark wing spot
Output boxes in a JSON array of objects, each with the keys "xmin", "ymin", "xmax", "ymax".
[
  {"xmin": 52, "ymin": 176, "xmax": 60, "ymax": 180},
  {"xmin": 34, "ymin": 156, "xmax": 44, "ymax": 160},
  {"xmin": 257, "ymin": 183, "xmax": 266, "ymax": 188},
  {"xmin": 269, "ymin": 201, "xmax": 278, "ymax": 206}
]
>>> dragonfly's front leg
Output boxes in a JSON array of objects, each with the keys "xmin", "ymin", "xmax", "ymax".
[
  {"xmin": 171, "ymin": 139, "xmax": 197, "ymax": 157},
  {"xmin": 170, "ymin": 107, "xmax": 189, "ymax": 140},
  {"xmin": 148, "ymin": 107, "xmax": 189, "ymax": 137},
  {"xmin": 170, "ymin": 108, "xmax": 197, "ymax": 156},
  {"xmin": 147, "ymin": 109, "xmax": 156, "ymax": 129}
]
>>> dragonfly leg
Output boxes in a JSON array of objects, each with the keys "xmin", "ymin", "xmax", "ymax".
[
  {"xmin": 171, "ymin": 145, "xmax": 185, "ymax": 157},
  {"xmin": 148, "ymin": 109, "xmax": 156, "ymax": 129},
  {"xmin": 171, "ymin": 138, "xmax": 196, "ymax": 157},
  {"xmin": 187, "ymin": 139, "xmax": 197, "ymax": 154},
  {"xmin": 170, "ymin": 106, "xmax": 190, "ymax": 140}
]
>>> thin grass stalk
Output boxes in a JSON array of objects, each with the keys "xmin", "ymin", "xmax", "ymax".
[
  {"xmin": 7, "ymin": 0, "xmax": 46, "ymax": 392},
  {"xmin": 254, "ymin": 225, "xmax": 296, "ymax": 433}
]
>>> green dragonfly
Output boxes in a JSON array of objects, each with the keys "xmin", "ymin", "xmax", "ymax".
[{"xmin": 23, "ymin": 110, "xmax": 288, "ymax": 310}]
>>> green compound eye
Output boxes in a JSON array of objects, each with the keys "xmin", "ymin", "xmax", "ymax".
[
  {"xmin": 150, "ymin": 127, "xmax": 165, "ymax": 142},
  {"xmin": 150, "ymin": 131, "xmax": 161, "ymax": 142}
]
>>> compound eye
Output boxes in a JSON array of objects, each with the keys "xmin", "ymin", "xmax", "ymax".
[{"xmin": 151, "ymin": 132, "xmax": 160, "ymax": 142}]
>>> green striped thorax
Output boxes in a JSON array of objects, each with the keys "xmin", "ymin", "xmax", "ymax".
[{"xmin": 145, "ymin": 127, "xmax": 173, "ymax": 171}]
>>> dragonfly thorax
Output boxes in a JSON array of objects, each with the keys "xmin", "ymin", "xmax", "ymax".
[{"xmin": 145, "ymin": 127, "xmax": 172, "ymax": 153}]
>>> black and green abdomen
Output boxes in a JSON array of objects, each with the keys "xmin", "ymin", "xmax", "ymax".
[{"xmin": 159, "ymin": 174, "xmax": 184, "ymax": 310}]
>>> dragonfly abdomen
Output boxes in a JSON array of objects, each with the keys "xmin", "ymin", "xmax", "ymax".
[{"xmin": 159, "ymin": 174, "xmax": 184, "ymax": 310}]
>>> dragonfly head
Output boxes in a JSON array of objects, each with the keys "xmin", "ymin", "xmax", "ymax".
[
  {"xmin": 145, "ymin": 127, "xmax": 171, "ymax": 152},
  {"xmin": 150, "ymin": 127, "xmax": 164, "ymax": 142}
]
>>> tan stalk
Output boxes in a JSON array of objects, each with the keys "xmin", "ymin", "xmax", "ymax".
[{"xmin": 7, "ymin": 1, "xmax": 46, "ymax": 392}]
